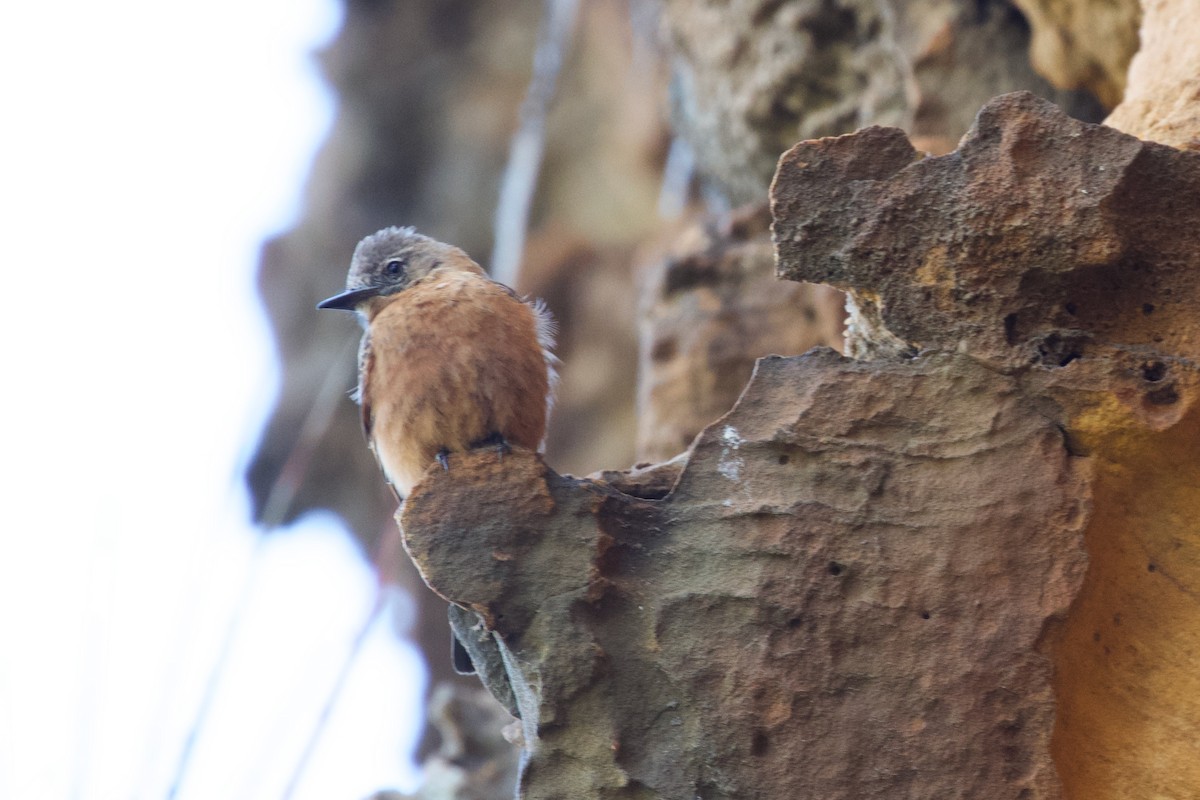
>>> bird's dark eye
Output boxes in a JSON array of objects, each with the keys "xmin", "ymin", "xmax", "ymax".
[{"xmin": 386, "ymin": 259, "xmax": 405, "ymax": 276}]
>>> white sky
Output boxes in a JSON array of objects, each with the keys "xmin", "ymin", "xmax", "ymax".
[{"xmin": 0, "ymin": 2, "xmax": 423, "ymax": 798}]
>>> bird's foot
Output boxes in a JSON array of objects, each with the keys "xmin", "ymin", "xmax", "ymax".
[
  {"xmin": 436, "ymin": 448, "xmax": 451, "ymax": 471},
  {"xmin": 471, "ymin": 431, "xmax": 512, "ymax": 461}
]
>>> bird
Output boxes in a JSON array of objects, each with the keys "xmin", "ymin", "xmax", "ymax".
[{"xmin": 317, "ymin": 226, "xmax": 558, "ymax": 500}]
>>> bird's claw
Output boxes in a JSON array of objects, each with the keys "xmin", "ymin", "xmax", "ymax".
[{"xmin": 471, "ymin": 432, "xmax": 511, "ymax": 461}]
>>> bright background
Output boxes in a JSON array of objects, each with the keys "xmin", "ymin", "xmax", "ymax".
[{"xmin": 0, "ymin": 2, "xmax": 424, "ymax": 798}]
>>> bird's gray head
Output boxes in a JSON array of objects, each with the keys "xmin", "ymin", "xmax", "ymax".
[{"xmin": 317, "ymin": 226, "xmax": 475, "ymax": 314}]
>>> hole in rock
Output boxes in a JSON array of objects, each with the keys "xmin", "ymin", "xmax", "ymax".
[
  {"xmin": 1003, "ymin": 313, "xmax": 1019, "ymax": 345},
  {"xmin": 1036, "ymin": 331, "xmax": 1085, "ymax": 367},
  {"xmin": 1142, "ymin": 361, "xmax": 1166, "ymax": 382},
  {"xmin": 1145, "ymin": 385, "xmax": 1179, "ymax": 406}
]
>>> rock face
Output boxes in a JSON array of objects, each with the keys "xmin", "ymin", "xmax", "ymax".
[
  {"xmin": 400, "ymin": 349, "xmax": 1089, "ymax": 799},
  {"xmin": 637, "ymin": 0, "xmax": 1111, "ymax": 487},
  {"xmin": 660, "ymin": 0, "xmax": 1105, "ymax": 204},
  {"xmin": 396, "ymin": 89, "xmax": 1200, "ymax": 798},
  {"xmin": 772, "ymin": 91, "xmax": 1200, "ymax": 799},
  {"xmin": 772, "ymin": 91, "xmax": 1200, "ymax": 369}
]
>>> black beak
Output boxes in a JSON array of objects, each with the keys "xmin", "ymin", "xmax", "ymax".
[{"xmin": 317, "ymin": 286, "xmax": 379, "ymax": 311}]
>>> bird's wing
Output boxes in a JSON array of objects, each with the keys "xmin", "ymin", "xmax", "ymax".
[
  {"xmin": 355, "ymin": 329, "xmax": 375, "ymax": 440},
  {"xmin": 357, "ymin": 330, "xmax": 402, "ymax": 503},
  {"xmin": 491, "ymin": 279, "xmax": 561, "ymax": 419}
]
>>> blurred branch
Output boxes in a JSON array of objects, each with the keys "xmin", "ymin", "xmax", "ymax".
[
  {"xmin": 490, "ymin": 0, "xmax": 580, "ymax": 287},
  {"xmin": 657, "ymin": 135, "xmax": 696, "ymax": 219}
]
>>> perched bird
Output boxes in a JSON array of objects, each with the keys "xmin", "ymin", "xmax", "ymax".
[{"xmin": 317, "ymin": 226, "xmax": 557, "ymax": 500}]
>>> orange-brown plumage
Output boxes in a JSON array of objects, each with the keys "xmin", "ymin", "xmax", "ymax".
[{"xmin": 319, "ymin": 227, "xmax": 556, "ymax": 499}]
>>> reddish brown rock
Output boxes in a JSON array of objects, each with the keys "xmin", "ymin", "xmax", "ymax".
[
  {"xmin": 396, "ymin": 89, "xmax": 1200, "ymax": 797},
  {"xmin": 771, "ymin": 90, "xmax": 1200, "ymax": 799},
  {"xmin": 400, "ymin": 350, "xmax": 1088, "ymax": 799},
  {"xmin": 772, "ymin": 91, "xmax": 1200, "ymax": 372}
]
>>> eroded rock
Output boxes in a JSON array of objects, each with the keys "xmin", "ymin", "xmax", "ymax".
[
  {"xmin": 660, "ymin": 0, "xmax": 1104, "ymax": 204},
  {"xmin": 400, "ymin": 350, "xmax": 1088, "ymax": 799},
  {"xmin": 771, "ymin": 90, "xmax": 1200, "ymax": 799},
  {"xmin": 773, "ymin": 91, "xmax": 1200, "ymax": 375}
]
